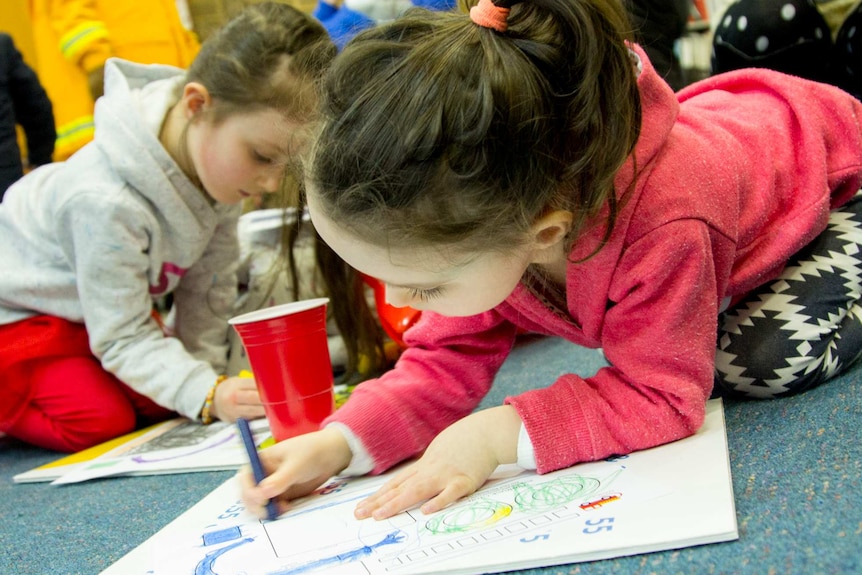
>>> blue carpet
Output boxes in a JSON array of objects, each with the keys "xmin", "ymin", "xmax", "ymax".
[{"xmin": 1, "ymin": 335, "xmax": 860, "ymax": 574}]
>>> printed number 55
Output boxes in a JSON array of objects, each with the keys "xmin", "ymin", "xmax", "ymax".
[{"xmin": 583, "ymin": 517, "xmax": 614, "ymax": 534}]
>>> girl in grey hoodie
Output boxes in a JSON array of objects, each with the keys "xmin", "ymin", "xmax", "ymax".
[{"xmin": 0, "ymin": 3, "xmax": 335, "ymax": 452}]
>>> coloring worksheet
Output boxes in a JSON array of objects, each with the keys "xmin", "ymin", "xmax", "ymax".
[
  {"xmin": 19, "ymin": 417, "xmax": 272, "ymax": 485},
  {"xmin": 102, "ymin": 400, "xmax": 736, "ymax": 575}
]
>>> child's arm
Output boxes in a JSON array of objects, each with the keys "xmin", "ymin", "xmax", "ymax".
[
  {"xmin": 325, "ymin": 311, "xmax": 520, "ymax": 473},
  {"xmin": 51, "ymin": 189, "xmax": 240, "ymax": 421},
  {"xmin": 49, "ymin": 0, "xmax": 113, "ymax": 99},
  {"xmin": 240, "ymin": 406, "xmax": 519, "ymax": 521},
  {"xmin": 4, "ymin": 35, "xmax": 56, "ymax": 168},
  {"xmin": 172, "ymin": 211, "xmax": 263, "ymax": 422},
  {"xmin": 326, "ymin": 222, "xmax": 719, "ymax": 485},
  {"xmin": 171, "ymin": 211, "xmax": 240, "ymax": 373}
]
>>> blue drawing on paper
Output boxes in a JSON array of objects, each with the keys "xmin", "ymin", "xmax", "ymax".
[
  {"xmin": 202, "ymin": 526, "xmax": 244, "ymax": 546},
  {"xmin": 269, "ymin": 530, "xmax": 406, "ymax": 575},
  {"xmin": 195, "ymin": 537, "xmax": 255, "ymax": 575}
]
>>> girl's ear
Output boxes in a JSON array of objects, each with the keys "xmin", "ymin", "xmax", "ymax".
[
  {"xmin": 530, "ymin": 210, "xmax": 573, "ymax": 249},
  {"xmin": 181, "ymin": 82, "xmax": 212, "ymax": 118}
]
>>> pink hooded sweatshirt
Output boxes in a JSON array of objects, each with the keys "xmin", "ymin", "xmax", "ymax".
[{"xmin": 324, "ymin": 47, "xmax": 862, "ymax": 475}]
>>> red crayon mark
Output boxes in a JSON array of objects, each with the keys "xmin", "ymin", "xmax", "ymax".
[{"xmin": 579, "ymin": 493, "xmax": 622, "ymax": 511}]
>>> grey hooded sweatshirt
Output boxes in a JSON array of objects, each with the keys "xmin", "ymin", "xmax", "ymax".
[{"xmin": 0, "ymin": 59, "xmax": 241, "ymax": 420}]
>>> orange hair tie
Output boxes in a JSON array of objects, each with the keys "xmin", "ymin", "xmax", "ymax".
[{"xmin": 470, "ymin": 0, "xmax": 510, "ymax": 32}]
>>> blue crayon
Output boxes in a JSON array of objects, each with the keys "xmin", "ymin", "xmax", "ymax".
[{"xmin": 237, "ymin": 417, "xmax": 279, "ymax": 521}]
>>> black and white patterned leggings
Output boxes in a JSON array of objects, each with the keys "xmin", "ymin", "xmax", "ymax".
[
  {"xmin": 715, "ymin": 192, "xmax": 862, "ymax": 398},
  {"xmin": 712, "ymin": 0, "xmax": 862, "ymax": 100}
]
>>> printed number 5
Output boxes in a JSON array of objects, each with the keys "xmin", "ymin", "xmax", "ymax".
[
  {"xmin": 583, "ymin": 517, "xmax": 614, "ymax": 534},
  {"xmin": 520, "ymin": 534, "xmax": 550, "ymax": 543}
]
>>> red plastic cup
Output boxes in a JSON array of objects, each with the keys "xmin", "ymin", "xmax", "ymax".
[{"xmin": 228, "ymin": 298, "xmax": 334, "ymax": 442}]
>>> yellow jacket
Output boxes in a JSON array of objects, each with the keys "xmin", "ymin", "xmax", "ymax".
[{"xmin": 29, "ymin": 0, "xmax": 200, "ymax": 159}]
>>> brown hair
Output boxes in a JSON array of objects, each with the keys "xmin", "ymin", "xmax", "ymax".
[
  {"xmin": 292, "ymin": 195, "xmax": 390, "ymax": 382},
  {"xmin": 186, "ymin": 3, "xmax": 388, "ymax": 380},
  {"xmin": 308, "ymin": 0, "xmax": 641, "ymax": 257},
  {"xmin": 187, "ymin": 2, "xmax": 335, "ymax": 125},
  {"xmin": 194, "ymin": 4, "xmax": 387, "ymax": 381}
]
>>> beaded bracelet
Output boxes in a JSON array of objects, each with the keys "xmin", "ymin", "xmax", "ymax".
[{"xmin": 200, "ymin": 375, "xmax": 228, "ymax": 425}]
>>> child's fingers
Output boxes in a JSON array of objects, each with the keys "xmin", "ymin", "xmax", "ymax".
[
  {"xmin": 227, "ymin": 379, "xmax": 262, "ymax": 405},
  {"xmin": 232, "ymin": 404, "xmax": 267, "ymax": 420},
  {"xmin": 354, "ymin": 488, "xmax": 392, "ymax": 519},
  {"xmin": 242, "ymin": 489, "xmax": 290, "ymax": 520},
  {"xmin": 354, "ymin": 469, "xmax": 415, "ymax": 518},
  {"xmin": 235, "ymin": 378, "xmax": 262, "ymax": 393},
  {"xmin": 237, "ymin": 466, "xmax": 272, "ymax": 519},
  {"xmin": 240, "ymin": 430, "xmax": 347, "ymax": 517},
  {"xmin": 256, "ymin": 453, "xmax": 316, "ymax": 499},
  {"xmin": 372, "ymin": 484, "xmax": 436, "ymax": 519},
  {"xmin": 419, "ymin": 481, "xmax": 471, "ymax": 515},
  {"xmin": 234, "ymin": 388, "xmax": 263, "ymax": 406},
  {"xmin": 239, "ymin": 459, "xmax": 308, "ymax": 518},
  {"xmin": 357, "ymin": 474, "xmax": 441, "ymax": 520},
  {"xmin": 237, "ymin": 465, "xmax": 255, "ymax": 491}
]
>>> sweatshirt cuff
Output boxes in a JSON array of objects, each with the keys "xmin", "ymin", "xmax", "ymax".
[
  {"xmin": 59, "ymin": 20, "xmax": 111, "ymax": 70},
  {"xmin": 517, "ymin": 423, "xmax": 537, "ymax": 470},
  {"xmin": 326, "ymin": 422, "xmax": 374, "ymax": 476},
  {"xmin": 79, "ymin": 49, "xmax": 111, "ymax": 74},
  {"xmin": 174, "ymin": 365, "xmax": 221, "ymax": 421}
]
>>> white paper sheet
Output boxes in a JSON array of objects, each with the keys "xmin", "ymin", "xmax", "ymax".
[
  {"xmin": 45, "ymin": 418, "xmax": 271, "ymax": 485},
  {"xmin": 102, "ymin": 399, "xmax": 736, "ymax": 575}
]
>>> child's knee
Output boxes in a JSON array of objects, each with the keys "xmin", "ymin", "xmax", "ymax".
[
  {"xmin": 5, "ymin": 399, "xmax": 137, "ymax": 452},
  {"xmin": 58, "ymin": 409, "xmax": 137, "ymax": 451},
  {"xmin": 714, "ymin": 352, "xmax": 831, "ymax": 399},
  {"xmin": 22, "ymin": 356, "xmax": 139, "ymax": 451}
]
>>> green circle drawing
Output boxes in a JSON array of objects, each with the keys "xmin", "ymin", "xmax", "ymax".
[{"xmin": 425, "ymin": 499, "xmax": 513, "ymax": 534}]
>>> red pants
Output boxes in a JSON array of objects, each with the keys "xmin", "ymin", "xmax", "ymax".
[{"xmin": 0, "ymin": 316, "xmax": 174, "ymax": 452}]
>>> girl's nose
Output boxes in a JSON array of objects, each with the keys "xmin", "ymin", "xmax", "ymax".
[
  {"xmin": 258, "ymin": 169, "xmax": 281, "ymax": 193},
  {"xmin": 384, "ymin": 284, "xmax": 409, "ymax": 308}
]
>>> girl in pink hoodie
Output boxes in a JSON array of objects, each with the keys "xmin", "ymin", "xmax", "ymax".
[{"xmin": 242, "ymin": 0, "xmax": 862, "ymax": 520}]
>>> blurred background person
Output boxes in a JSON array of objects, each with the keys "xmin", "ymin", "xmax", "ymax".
[
  {"xmin": 0, "ymin": 32, "xmax": 55, "ymax": 199},
  {"xmin": 712, "ymin": 0, "xmax": 862, "ymax": 100},
  {"xmin": 311, "ymin": 0, "xmax": 456, "ymax": 50},
  {"xmin": 28, "ymin": 0, "xmax": 200, "ymax": 160}
]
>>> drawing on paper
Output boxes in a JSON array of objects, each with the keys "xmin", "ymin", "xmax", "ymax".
[
  {"xmin": 102, "ymin": 400, "xmax": 739, "ymax": 575},
  {"xmin": 267, "ymin": 531, "xmax": 408, "ymax": 575},
  {"xmin": 190, "ymin": 466, "xmax": 625, "ymax": 575},
  {"xmin": 579, "ymin": 493, "xmax": 622, "ymax": 511},
  {"xmin": 129, "ymin": 429, "xmax": 236, "ymax": 463}
]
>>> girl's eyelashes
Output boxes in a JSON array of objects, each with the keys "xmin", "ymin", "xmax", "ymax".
[
  {"xmin": 407, "ymin": 286, "xmax": 444, "ymax": 302},
  {"xmin": 252, "ymin": 150, "xmax": 273, "ymax": 164}
]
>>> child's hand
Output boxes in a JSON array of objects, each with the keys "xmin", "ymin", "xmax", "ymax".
[
  {"xmin": 238, "ymin": 427, "xmax": 353, "ymax": 519},
  {"xmin": 211, "ymin": 376, "xmax": 266, "ymax": 423},
  {"xmin": 354, "ymin": 405, "xmax": 522, "ymax": 520}
]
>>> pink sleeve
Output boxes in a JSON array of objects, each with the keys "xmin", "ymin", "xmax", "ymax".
[
  {"xmin": 506, "ymin": 220, "xmax": 726, "ymax": 473},
  {"xmin": 324, "ymin": 311, "xmax": 519, "ymax": 474}
]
